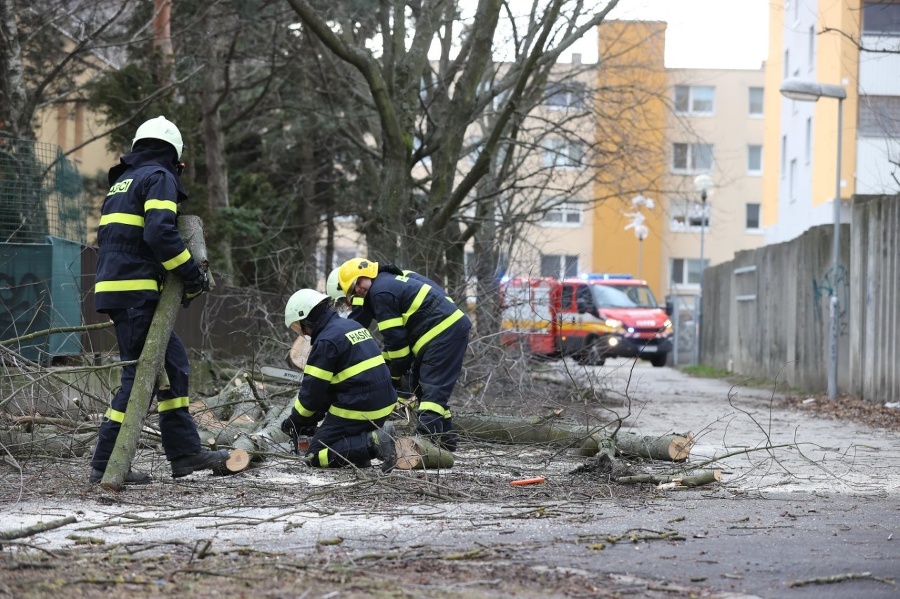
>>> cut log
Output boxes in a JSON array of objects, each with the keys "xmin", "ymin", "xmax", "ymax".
[
  {"xmin": 223, "ymin": 449, "xmax": 250, "ymax": 474},
  {"xmin": 581, "ymin": 431, "xmax": 694, "ymax": 462},
  {"xmin": 394, "ymin": 435, "xmax": 455, "ymax": 470},
  {"xmin": 453, "ymin": 413, "xmax": 693, "ymax": 463},
  {"xmin": 288, "ymin": 335, "xmax": 310, "ymax": 369},
  {"xmin": 102, "ymin": 216, "xmax": 210, "ymax": 491},
  {"xmin": 617, "ymin": 469, "xmax": 722, "ymax": 487}
]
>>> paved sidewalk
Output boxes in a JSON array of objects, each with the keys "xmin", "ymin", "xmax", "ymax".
[{"xmin": 600, "ymin": 359, "xmax": 900, "ymax": 496}]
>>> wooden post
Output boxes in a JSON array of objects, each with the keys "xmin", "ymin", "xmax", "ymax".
[{"xmin": 101, "ymin": 216, "xmax": 209, "ymax": 490}]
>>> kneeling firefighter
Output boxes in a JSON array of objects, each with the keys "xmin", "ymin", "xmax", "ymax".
[{"xmin": 280, "ymin": 289, "xmax": 402, "ymax": 472}]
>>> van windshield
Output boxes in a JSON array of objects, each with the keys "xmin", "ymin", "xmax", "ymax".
[{"xmin": 591, "ymin": 284, "xmax": 659, "ymax": 309}]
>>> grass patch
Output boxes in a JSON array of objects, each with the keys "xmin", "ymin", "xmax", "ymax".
[
  {"xmin": 680, "ymin": 364, "xmax": 785, "ymax": 392},
  {"xmin": 680, "ymin": 364, "xmax": 729, "ymax": 378}
]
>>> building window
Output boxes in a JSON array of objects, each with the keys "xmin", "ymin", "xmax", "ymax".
[
  {"xmin": 674, "ymin": 85, "xmax": 715, "ymax": 115},
  {"xmin": 859, "ymin": 96, "xmax": 900, "ymax": 137},
  {"xmin": 669, "ymin": 198, "xmax": 709, "ymax": 231},
  {"xmin": 748, "ymin": 145, "xmax": 763, "ymax": 175},
  {"xmin": 746, "ymin": 203, "xmax": 761, "ymax": 230},
  {"xmin": 670, "ymin": 258, "xmax": 708, "ymax": 286},
  {"xmin": 789, "ymin": 158, "xmax": 798, "ymax": 202},
  {"xmin": 541, "ymin": 201, "xmax": 582, "ymax": 226},
  {"xmin": 542, "ymin": 138, "xmax": 584, "ymax": 168},
  {"xmin": 541, "ymin": 254, "xmax": 578, "ymax": 278},
  {"xmin": 784, "ymin": 49, "xmax": 790, "ymax": 79},
  {"xmin": 672, "ymin": 142, "xmax": 713, "ymax": 173},
  {"xmin": 863, "ymin": 1, "xmax": 900, "ymax": 35},
  {"xmin": 808, "ymin": 26, "xmax": 815, "ymax": 70},
  {"xmin": 545, "ymin": 81, "xmax": 587, "ymax": 109},
  {"xmin": 804, "ymin": 117, "xmax": 812, "ymax": 162},
  {"xmin": 748, "ymin": 87, "xmax": 764, "ymax": 116},
  {"xmin": 781, "ymin": 135, "xmax": 787, "ymax": 178}
]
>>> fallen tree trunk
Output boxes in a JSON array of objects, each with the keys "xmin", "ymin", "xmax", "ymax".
[
  {"xmin": 102, "ymin": 216, "xmax": 211, "ymax": 491},
  {"xmin": 453, "ymin": 413, "xmax": 693, "ymax": 462},
  {"xmin": 395, "ymin": 435, "xmax": 455, "ymax": 470},
  {"xmin": 617, "ymin": 469, "xmax": 722, "ymax": 488}
]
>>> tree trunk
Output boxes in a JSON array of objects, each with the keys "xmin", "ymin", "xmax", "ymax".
[
  {"xmin": 101, "ymin": 216, "xmax": 209, "ymax": 491},
  {"xmin": 395, "ymin": 435, "xmax": 455, "ymax": 470},
  {"xmin": 453, "ymin": 413, "xmax": 693, "ymax": 462}
]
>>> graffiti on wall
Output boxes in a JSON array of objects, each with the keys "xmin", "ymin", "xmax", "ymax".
[
  {"xmin": 0, "ymin": 271, "xmax": 51, "ymax": 351},
  {"xmin": 812, "ymin": 263, "xmax": 849, "ymax": 332}
]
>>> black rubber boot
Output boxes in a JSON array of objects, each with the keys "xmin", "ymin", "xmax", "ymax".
[
  {"xmin": 369, "ymin": 424, "xmax": 397, "ymax": 473},
  {"xmin": 171, "ymin": 449, "xmax": 230, "ymax": 478},
  {"xmin": 89, "ymin": 468, "xmax": 151, "ymax": 485}
]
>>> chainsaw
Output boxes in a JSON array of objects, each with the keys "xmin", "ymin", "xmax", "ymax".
[{"xmin": 260, "ymin": 366, "xmax": 304, "ymax": 384}]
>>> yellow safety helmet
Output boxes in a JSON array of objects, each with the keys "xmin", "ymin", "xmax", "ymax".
[
  {"xmin": 133, "ymin": 116, "xmax": 184, "ymax": 159},
  {"xmin": 337, "ymin": 258, "xmax": 378, "ymax": 297}
]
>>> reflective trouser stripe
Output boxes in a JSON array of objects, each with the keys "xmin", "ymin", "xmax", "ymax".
[
  {"xmin": 418, "ymin": 401, "xmax": 450, "ymax": 418},
  {"xmin": 157, "ymin": 396, "xmax": 190, "ymax": 412},
  {"xmin": 105, "ymin": 408, "xmax": 126, "ymax": 422}
]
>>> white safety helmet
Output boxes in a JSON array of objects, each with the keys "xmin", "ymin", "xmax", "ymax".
[
  {"xmin": 132, "ymin": 116, "xmax": 184, "ymax": 160},
  {"xmin": 325, "ymin": 267, "xmax": 344, "ymax": 302},
  {"xmin": 284, "ymin": 289, "xmax": 330, "ymax": 328}
]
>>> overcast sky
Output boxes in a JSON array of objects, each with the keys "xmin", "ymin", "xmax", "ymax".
[{"xmin": 576, "ymin": 0, "xmax": 770, "ymax": 69}]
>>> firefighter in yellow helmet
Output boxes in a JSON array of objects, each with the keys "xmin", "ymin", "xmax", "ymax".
[
  {"xmin": 281, "ymin": 289, "xmax": 403, "ymax": 471},
  {"xmin": 336, "ymin": 258, "xmax": 470, "ymax": 451}
]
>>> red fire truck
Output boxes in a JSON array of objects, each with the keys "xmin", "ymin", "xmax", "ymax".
[{"xmin": 500, "ymin": 274, "xmax": 673, "ymax": 367}]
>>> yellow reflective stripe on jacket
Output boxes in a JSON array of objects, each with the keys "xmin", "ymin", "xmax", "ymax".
[
  {"xmin": 304, "ymin": 364, "xmax": 332, "ymax": 382},
  {"xmin": 412, "ymin": 309, "xmax": 465, "ymax": 355},
  {"xmin": 317, "ymin": 447, "xmax": 329, "ymax": 467},
  {"xmin": 328, "ymin": 401, "xmax": 396, "ymax": 421},
  {"xmin": 157, "ymin": 396, "xmax": 190, "ymax": 412},
  {"xmin": 95, "ymin": 279, "xmax": 160, "ymax": 293},
  {"xmin": 331, "ymin": 355, "xmax": 386, "ymax": 384},
  {"xmin": 104, "ymin": 408, "xmax": 126, "ymax": 422},
  {"xmin": 418, "ymin": 401, "xmax": 450, "ymax": 417},
  {"xmin": 144, "ymin": 199, "xmax": 178, "ymax": 213},
  {"xmin": 99, "ymin": 213, "xmax": 144, "ymax": 227},
  {"xmin": 162, "ymin": 248, "xmax": 192, "ymax": 271},
  {"xmin": 294, "ymin": 397, "xmax": 317, "ymax": 417},
  {"xmin": 384, "ymin": 346, "xmax": 410, "ymax": 360},
  {"xmin": 403, "ymin": 285, "xmax": 430, "ymax": 323},
  {"xmin": 379, "ymin": 316, "xmax": 404, "ymax": 330},
  {"xmin": 351, "ymin": 295, "xmax": 365, "ymax": 307}
]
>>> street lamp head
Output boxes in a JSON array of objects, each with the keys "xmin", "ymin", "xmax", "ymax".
[
  {"xmin": 780, "ymin": 78, "xmax": 847, "ymax": 102},
  {"xmin": 693, "ymin": 174, "xmax": 713, "ymax": 198}
]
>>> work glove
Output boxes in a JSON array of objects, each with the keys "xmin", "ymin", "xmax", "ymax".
[
  {"xmin": 280, "ymin": 411, "xmax": 317, "ymax": 437},
  {"xmin": 181, "ymin": 270, "xmax": 210, "ymax": 308}
]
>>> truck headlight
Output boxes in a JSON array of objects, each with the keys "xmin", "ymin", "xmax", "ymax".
[{"xmin": 604, "ymin": 318, "xmax": 623, "ymax": 330}]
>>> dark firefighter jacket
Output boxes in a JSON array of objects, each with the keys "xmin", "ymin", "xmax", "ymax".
[
  {"xmin": 94, "ymin": 146, "xmax": 202, "ymax": 312},
  {"xmin": 356, "ymin": 269, "xmax": 469, "ymax": 378},
  {"xmin": 291, "ymin": 309, "xmax": 397, "ymax": 424}
]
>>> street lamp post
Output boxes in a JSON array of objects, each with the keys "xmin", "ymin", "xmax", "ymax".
[
  {"xmin": 780, "ymin": 78, "xmax": 846, "ymax": 400},
  {"xmin": 626, "ymin": 194, "xmax": 653, "ymax": 280},
  {"xmin": 693, "ymin": 174, "xmax": 712, "ymax": 366}
]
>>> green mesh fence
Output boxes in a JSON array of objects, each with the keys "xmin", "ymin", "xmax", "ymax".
[{"xmin": 0, "ymin": 138, "xmax": 88, "ymax": 245}]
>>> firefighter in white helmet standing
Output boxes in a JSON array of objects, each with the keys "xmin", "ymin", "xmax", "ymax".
[
  {"xmin": 281, "ymin": 289, "xmax": 404, "ymax": 471},
  {"xmin": 90, "ymin": 116, "xmax": 228, "ymax": 483}
]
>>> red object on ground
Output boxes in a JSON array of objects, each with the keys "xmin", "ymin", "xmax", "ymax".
[{"xmin": 510, "ymin": 477, "xmax": 546, "ymax": 486}]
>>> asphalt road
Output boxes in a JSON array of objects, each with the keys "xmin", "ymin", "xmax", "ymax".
[{"xmin": 4, "ymin": 360, "xmax": 899, "ymax": 598}]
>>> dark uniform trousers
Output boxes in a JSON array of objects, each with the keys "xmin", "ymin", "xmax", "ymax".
[
  {"xmin": 90, "ymin": 303, "xmax": 201, "ymax": 470},
  {"xmin": 305, "ymin": 406, "xmax": 389, "ymax": 469}
]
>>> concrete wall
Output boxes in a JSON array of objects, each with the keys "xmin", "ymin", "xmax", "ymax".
[
  {"xmin": 850, "ymin": 196, "xmax": 900, "ymax": 402},
  {"xmin": 700, "ymin": 222, "xmax": 850, "ymax": 394}
]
